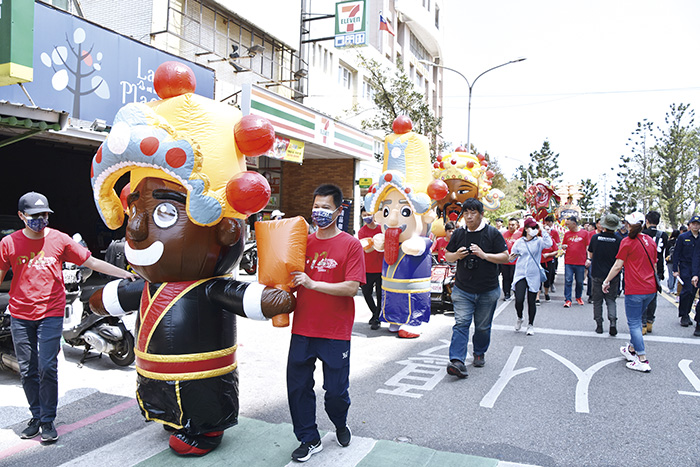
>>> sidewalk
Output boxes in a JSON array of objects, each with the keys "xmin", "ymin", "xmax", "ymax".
[{"xmin": 58, "ymin": 416, "xmax": 535, "ymax": 467}]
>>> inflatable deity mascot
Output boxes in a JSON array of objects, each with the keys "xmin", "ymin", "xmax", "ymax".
[
  {"xmin": 364, "ymin": 116, "xmax": 446, "ymax": 338},
  {"xmin": 88, "ymin": 62, "xmax": 295, "ymax": 456},
  {"xmin": 429, "ymin": 147, "xmax": 504, "ymax": 237},
  {"xmin": 524, "ymin": 178, "xmax": 560, "ymax": 221}
]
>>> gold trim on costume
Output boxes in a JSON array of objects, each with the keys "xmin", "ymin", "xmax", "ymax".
[
  {"xmin": 136, "ymin": 362, "xmax": 238, "ymax": 381},
  {"xmin": 135, "ymin": 345, "xmax": 237, "ymax": 362},
  {"xmin": 381, "ymin": 286, "xmax": 431, "ymax": 294}
]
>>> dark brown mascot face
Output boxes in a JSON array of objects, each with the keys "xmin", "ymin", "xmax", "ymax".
[
  {"xmin": 124, "ymin": 177, "xmax": 243, "ymax": 283},
  {"xmin": 436, "ymin": 178, "xmax": 478, "ymax": 223}
]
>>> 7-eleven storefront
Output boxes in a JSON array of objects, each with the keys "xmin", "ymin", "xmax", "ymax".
[{"xmin": 241, "ymin": 84, "xmax": 382, "ymax": 235}]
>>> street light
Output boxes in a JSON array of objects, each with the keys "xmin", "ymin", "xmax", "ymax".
[{"xmin": 419, "ymin": 57, "xmax": 526, "ymax": 154}]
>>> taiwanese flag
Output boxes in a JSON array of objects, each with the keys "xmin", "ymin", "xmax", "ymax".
[{"xmin": 379, "ymin": 13, "xmax": 395, "ymax": 36}]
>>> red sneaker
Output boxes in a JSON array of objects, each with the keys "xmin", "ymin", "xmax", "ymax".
[
  {"xmin": 576, "ymin": 298, "xmax": 584, "ymax": 305},
  {"xmin": 563, "ymin": 300, "xmax": 572, "ymax": 308}
]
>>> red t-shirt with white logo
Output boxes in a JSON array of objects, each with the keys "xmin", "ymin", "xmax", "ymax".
[
  {"xmin": 503, "ymin": 229, "xmax": 522, "ymax": 265},
  {"xmin": 358, "ymin": 224, "xmax": 383, "ymax": 273},
  {"xmin": 292, "ymin": 231, "xmax": 366, "ymax": 341},
  {"xmin": 563, "ymin": 229, "xmax": 590, "ymax": 265},
  {"xmin": 0, "ymin": 229, "xmax": 92, "ymax": 320},
  {"xmin": 616, "ymin": 234, "xmax": 658, "ymax": 295}
]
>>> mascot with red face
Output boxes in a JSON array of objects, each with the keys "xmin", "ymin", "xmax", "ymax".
[{"xmin": 88, "ymin": 62, "xmax": 295, "ymax": 456}]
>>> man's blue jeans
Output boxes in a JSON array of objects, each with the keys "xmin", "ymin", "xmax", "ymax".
[
  {"xmin": 564, "ymin": 264, "xmax": 586, "ymax": 301},
  {"xmin": 10, "ymin": 316, "xmax": 63, "ymax": 423},
  {"xmin": 449, "ymin": 285, "xmax": 500, "ymax": 362},
  {"xmin": 624, "ymin": 293, "xmax": 656, "ymax": 355}
]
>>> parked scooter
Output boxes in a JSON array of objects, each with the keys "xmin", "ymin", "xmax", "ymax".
[
  {"xmin": 239, "ymin": 241, "xmax": 257, "ymax": 275},
  {"xmin": 61, "ymin": 234, "xmax": 135, "ymax": 367},
  {"xmin": 430, "ymin": 256, "xmax": 456, "ymax": 314},
  {"xmin": 0, "ymin": 294, "xmax": 18, "ymax": 373}
]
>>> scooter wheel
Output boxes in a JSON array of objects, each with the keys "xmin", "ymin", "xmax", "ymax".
[
  {"xmin": 243, "ymin": 249, "xmax": 257, "ymax": 275},
  {"xmin": 109, "ymin": 331, "xmax": 135, "ymax": 366}
]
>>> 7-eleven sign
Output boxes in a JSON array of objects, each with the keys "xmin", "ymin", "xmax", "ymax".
[{"xmin": 335, "ymin": 0, "xmax": 366, "ymax": 47}]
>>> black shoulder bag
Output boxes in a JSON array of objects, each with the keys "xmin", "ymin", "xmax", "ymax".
[{"xmin": 638, "ymin": 237, "xmax": 662, "ymax": 293}]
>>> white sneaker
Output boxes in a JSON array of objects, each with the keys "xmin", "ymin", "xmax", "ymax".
[
  {"xmin": 526, "ymin": 325, "xmax": 534, "ymax": 336},
  {"xmin": 626, "ymin": 358, "xmax": 651, "ymax": 373},
  {"xmin": 515, "ymin": 318, "xmax": 523, "ymax": 332},
  {"xmin": 620, "ymin": 344, "xmax": 636, "ymax": 362}
]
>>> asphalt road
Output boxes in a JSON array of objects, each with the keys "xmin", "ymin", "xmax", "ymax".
[{"xmin": 1, "ymin": 269, "xmax": 698, "ymax": 467}]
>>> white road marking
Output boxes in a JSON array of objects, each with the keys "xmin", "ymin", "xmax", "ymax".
[
  {"xmin": 492, "ymin": 324, "xmax": 700, "ymax": 345},
  {"xmin": 480, "ymin": 346, "xmax": 536, "ymax": 408},
  {"xmin": 284, "ymin": 433, "xmax": 377, "ymax": 467},
  {"xmin": 678, "ymin": 359, "xmax": 700, "ymax": 397},
  {"xmin": 542, "ymin": 349, "xmax": 624, "ymax": 413}
]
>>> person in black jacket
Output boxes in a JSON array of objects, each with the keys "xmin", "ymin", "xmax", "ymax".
[
  {"xmin": 588, "ymin": 214, "xmax": 623, "ymax": 335},
  {"xmin": 675, "ymin": 215, "xmax": 700, "ymax": 328}
]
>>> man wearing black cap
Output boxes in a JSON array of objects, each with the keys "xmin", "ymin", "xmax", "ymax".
[
  {"xmin": 0, "ymin": 192, "xmax": 136, "ymax": 443},
  {"xmin": 675, "ymin": 214, "xmax": 700, "ymax": 329}
]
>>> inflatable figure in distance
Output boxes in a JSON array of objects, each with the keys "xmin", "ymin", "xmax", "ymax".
[
  {"xmin": 364, "ymin": 116, "xmax": 444, "ymax": 338},
  {"xmin": 429, "ymin": 147, "xmax": 504, "ymax": 237},
  {"xmin": 88, "ymin": 61, "xmax": 295, "ymax": 456},
  {"xmin": 524, "ymin": 178, "xmax": 560, "ymax": 221}
]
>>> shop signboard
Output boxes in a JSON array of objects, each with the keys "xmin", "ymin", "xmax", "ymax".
[
  {"xmin": 242, "ymin": 84, "xmax": 374, "ymax": 162},
  {"xmin": 334, "ymin": 0, "xmax": 367, "ymax": 48},
  {"xmin": 0, "ymin": 3, "xmax": 214, "ymax": 125},
  {"xmin": 0, "ymin": 0, "xmax": 34, "ymax": 85}
]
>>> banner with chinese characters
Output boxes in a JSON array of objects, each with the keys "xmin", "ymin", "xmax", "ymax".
[{"xmin": 265, "ymin": 136, "xmax": 305, "ymax": 164}]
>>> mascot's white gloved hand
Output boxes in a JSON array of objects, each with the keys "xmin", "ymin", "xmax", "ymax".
[
  {"xmin": 401, "ymin": 236, "xmax": 426, "ymax": 256},
  {"xmin": 372, "ymin": 233, "xmax": 385, "ymax": 252}
]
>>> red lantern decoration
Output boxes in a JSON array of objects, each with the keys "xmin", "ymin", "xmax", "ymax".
[
  {"xmin": 436, "ymin": 154, "xmax": 443, "ymax": 162},
  {"xmin": 477, "ymin": 153, "xmax": 485, "ymax": 161},
  {"xmin": 153, "ymin": 61, "xmax": 197, "ymax": 99},
  {"xmin": 392, "ymin": 116, "xmax": 413, "ymax": 134},
  {"xmin": 467, "ymin": 161, "xmax": 475, "ymax": 169},
  {"xmin": 226, "ymin": 171, "xmax": 271, "ymax": 215},
  {"xmin": 486, "ymin": 169, "xmax": 495, "ymax": 179},
  {"xmin": 427, "ymin": 179, "xmax": 449, "ymax": 200},
  {"xmin": 234, "ymin": 115, "xmax": 276, "ymax": 157},
  {"xmin": 433, "ymin": 162, "xmax": 440, "ymax": 168}
]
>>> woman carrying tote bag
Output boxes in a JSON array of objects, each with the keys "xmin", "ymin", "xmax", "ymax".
[
  {"xmin": 510, "ymin": 218, "xmax": 552, "ymax": 335},
  {"xmin": 602, "ymin": 212, "xmax": 658, "ymax": 373}
]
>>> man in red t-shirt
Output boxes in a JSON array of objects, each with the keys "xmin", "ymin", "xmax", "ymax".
[
  {"xmin": 0, "ymin": 192, "xmax": 136, "ymax": 443},
  {"xmin": 561, "ymin": 216, "xmax": 590, "ymax": 307},
  {"xmin": 500, "ymin": 218, "xmax": 521, "ymax": 300},
  {"xmin": 431, "ymin": 222, "xmax": 455, "ymax": 263},
  {"xmin": 288, "ymin": 184, "xmax": 365, "ymax": 462},
  {"xmin": 358, "ymin": 208, "xmax": 383, "ymax": 330}
]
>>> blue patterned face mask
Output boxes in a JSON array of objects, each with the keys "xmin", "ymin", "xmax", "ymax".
[
  {"xmin": 311, "ymin": 208, "xmax": 338, "ymax": 229},
  {"xmin": 25, "ymin": 215, "xmax": 49, "ymax": 232},
  {"xmin": 363, "ymin": 216, "xmax": 373, "ymax": 224}
]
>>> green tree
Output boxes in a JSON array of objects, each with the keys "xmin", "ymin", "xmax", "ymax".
[
  {"xmin": 516, "ymin": 140, "xmax": 563, "ymax": 186},
  {"xmin": 578, "ymin": 178, "xmax": 598, "ymax": 212},
  {"xmin": 609, "ymin": 155, "xmax": 640, "ymax": 216},
  {"xmin": 655, "ymin": 103, "xmax": 698, "ymax": 227},
  {"xmin": 353, "ymin": 54, "xmax": 447, "ymax": 162}
]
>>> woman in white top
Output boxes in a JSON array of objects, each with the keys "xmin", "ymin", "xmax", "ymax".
[{"xmin": 510, "ymin": 217, "xmax": 552, "ymax": 335}]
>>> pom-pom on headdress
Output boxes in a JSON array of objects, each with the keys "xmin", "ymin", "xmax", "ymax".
[{"xmin": 91, "ymin": 61, "xmax": 275, "ymax": 229}]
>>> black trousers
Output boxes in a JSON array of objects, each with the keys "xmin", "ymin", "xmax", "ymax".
[
  {"xmin": 361, "ymin": 272, "xmax": 382, "ymax": 320},
  {"xmin": 501, "ymin": 264, "xmax": 516, "ymax": 297},
  {"xmin": 514, "ymin": 278, "xmax": 538, "ymax": 325}
]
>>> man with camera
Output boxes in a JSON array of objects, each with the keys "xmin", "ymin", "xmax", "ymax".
[{"xmin": 444, "ymin": 198, "xmax": 509, "ymax": 378}]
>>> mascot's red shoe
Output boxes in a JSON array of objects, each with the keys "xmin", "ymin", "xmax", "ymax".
[
  {"xmin": 169, "ymin": 431, "xmax": 224, "ymax": 456},
  {"xmin": 398, "ymin": 329, "xmax": 420, "ymax": 339}
]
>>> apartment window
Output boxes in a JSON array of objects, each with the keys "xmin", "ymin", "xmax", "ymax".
[
  {"xmin": 416, "ymin": 71, "xmax": 423, "ymax": 91},
  {"xmin": 409, "ymin": 32, "xmax": 429, "ymax": 62},
  {"xmin": 362, "ymin": 80, "xmax": 376, "ymax": 101},
  {"xmin": 435, "ymin": 5, "xmax": 440, "ymax": 29},
  {"xmin": 338, "ymin": 65, "xmax": 352, "ymax": 90}
]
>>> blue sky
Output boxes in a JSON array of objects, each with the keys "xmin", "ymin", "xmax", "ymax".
[{"xmin": 440, "ymin": 0, "xmax": 700, "ymax": 200}]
